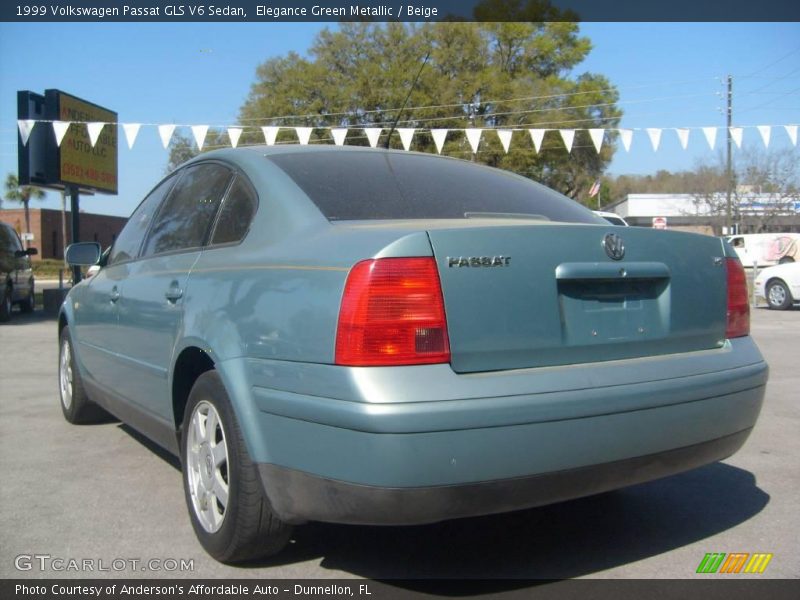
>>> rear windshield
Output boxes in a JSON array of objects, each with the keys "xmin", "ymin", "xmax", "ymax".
[{"xmin": 268, "ymin": 151, "xmax": 602, "ymax": 224}]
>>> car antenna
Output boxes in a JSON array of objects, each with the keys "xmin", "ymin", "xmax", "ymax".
[{"xmin": 383, "ymin": 50, "xmax": 431, "ymax": 149}]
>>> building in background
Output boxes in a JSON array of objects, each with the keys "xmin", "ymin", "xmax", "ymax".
[
  {"xmin": 607, "ymin": 193, "xmax": 800, "ymax": 236},
  {"xmin": 0, "ymin": 208, "xmax": 126, "ymax": 260}
]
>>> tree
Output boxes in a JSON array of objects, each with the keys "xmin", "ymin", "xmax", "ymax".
[
  {"xmin": 172, "ymin": 19, "xmax": 621, "ymax": 203},
  {"xmin": 3, "ymin": 173, "xmax": 46, "ymax": 243}
]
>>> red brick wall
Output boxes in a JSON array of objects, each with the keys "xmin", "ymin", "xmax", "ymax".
[{"xmin": 0, "ymin": 208, "xmax": 127, "ymax": 260}]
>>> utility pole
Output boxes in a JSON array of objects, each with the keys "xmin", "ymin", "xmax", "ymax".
[{"xmin": 725, "ymin": 74, "xmax": 734, "ymax": 234}]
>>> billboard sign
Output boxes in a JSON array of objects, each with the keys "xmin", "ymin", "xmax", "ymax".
[{"xmin": 17, "ymin": 89, "xmax": 118, "ymax": 195}]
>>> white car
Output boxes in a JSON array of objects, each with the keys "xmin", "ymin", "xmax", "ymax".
[
  {"xmin": 593, "ymin": 211, "xmax": 629, "ymax": 226},
  {"xmin": 754, "ymin": 263, "xmax": 800, "ymax": 310}
]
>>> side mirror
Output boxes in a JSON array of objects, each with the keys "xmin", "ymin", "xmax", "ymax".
[
  {"xmin": 65, "ymin": 242, "xmax": 101, "ymax": 266},
  {"xmin": 14, "ymin": 248, "xmax": 37, "ymax": 257},
  {"xmin": 27, "ymin": 247, "xmax": 38, "ymax": 256}
]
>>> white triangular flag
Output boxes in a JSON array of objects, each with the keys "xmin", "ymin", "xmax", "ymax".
[
  {"xmin": 158, "ymin": 124, "xmax": 176, "ymax": 149},
  {"xmin": 730, "ymin": 127, "xmax": 743, "ymax": 149},
  {"xmin": 646, "ymin": 128, "xmax": 662, "ymax": 152},
  {"xmin": 398, "ymin": 128, "xmax": 415, "ymax": 151},
  {"xmin": 86, "ymin": 122, "xmax": 105, "ymax": 147},
  {"xmin": 431, "ymin": 129, "xmax": 448, "ymax": 154},
  {"xmin": 295, "ymin": 127, "xmax": 312, "ymax": 145},
  {"xmin": 227, "ymin": 127, "xmax": 242, "ymax": 148},
  {"xmin": 559, "ymin": 129, "xmax": 575, "ymax": 152},
  {"xmin": 331, "ymin": 128, "xmax": 348, "ymax": 146},
  {"xmin": 528, "ymin": 129, "xmax": 546, "ymax": 153},
  {"xmin": 465, "ymin": 128, "xmax": 483, "ymax": 153},
  {"xmin": 261, "ymin": 126, "xmax": 279, "ymax": 146},
  {"xmin": 785, "ymin": 125, "xmax": 798, "ymax": 146},
  {"xmin": 122, "ymin": 123, "xmax": 141, "ymax": 149},
  {"xmin": 191, "ymin": 125, "xmax": 209, "ymax": 150},
  {"xmin": 702, "ymin": 127, "xmax": 717, "ymax": 150},
  {"xmin": 588, "ymin": 129, "xmax": 604, "ymax": 153},
  {"xmin": 618, "ymin": 129, "xmax": 633, "ymax": 152},
  {"xmin": 17, "ymin": 120, "xmax": 35, "ymax": 146},
  {"xmin": 497, "ymin": 130, "xmax": 513, "ymax": 153},
  {"xmin": 53, "ymin": 121, "xmax": 71, "ymax": 146},
  {"xmin": 756, "ymin": 125, "xmax": 771, "ymax": 148},
  {"xmin": 364, "ymin": 128, "xmax": 382, "ymax": 148},
  {"xmin": 676, "ymin": 128, "xmax": 690, "ymax": 150}
]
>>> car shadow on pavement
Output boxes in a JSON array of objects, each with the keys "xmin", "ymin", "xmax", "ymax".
[
  {"xmin": 1, "ymin": 309, "xmax": 58, "ymax": 325},
  {"xmin": 237, "ymin": 462, "xmax": 768, "ymax": 584},
  {"xmin": 118, "ymin": 423, "xmax": 182, "ymax": 470}
]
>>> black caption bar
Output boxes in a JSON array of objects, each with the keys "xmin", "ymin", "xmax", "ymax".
[
  {"xmin": 2, "ymin": 0, "xmax": 799, "ymax": 22},
  {"xmin": 3, "ymin": 580, "xmax": 800, "ymax": 600}
]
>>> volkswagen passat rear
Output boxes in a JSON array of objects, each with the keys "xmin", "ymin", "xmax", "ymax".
[{"xmin": 60, "ymin": 147, "xmax": 768, "ymax": 562}]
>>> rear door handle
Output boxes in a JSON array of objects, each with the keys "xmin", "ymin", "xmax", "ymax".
[
  {"xmin": 109, "ymin": 286, "xmax": 120, "ymax": 303},
  {"xmin": 165, "ymin": 282, "xmax": 184, "ymax": 303}
]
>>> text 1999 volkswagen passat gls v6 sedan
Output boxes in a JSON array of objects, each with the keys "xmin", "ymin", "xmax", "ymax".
[{"xmin": 59, "ymin": 146, "xmax": 768, "ymax": 563}]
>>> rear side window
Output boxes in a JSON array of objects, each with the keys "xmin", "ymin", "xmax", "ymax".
[
  {"xmin": 0, "ymin": 225, "xmax": 22, "ymax": 253},
  {"xmin": 109, "ymin": 174, "xmax": 177, "ymax": 265},
  {"xmin": 210, "ymin": 176, "xmax": 258, "ymax": 245},
  {"xmin": 268, "ymin": 151, "xmax": 601, "ymax": 224},
  {"xmin": 142, "ymin": 163, "xmax": 232, "ymax": 257}
]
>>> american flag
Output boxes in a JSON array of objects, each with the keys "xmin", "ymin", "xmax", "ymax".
[{"xmin": 588, "ymin": 179, "xmax": 601, "ymax": 198}]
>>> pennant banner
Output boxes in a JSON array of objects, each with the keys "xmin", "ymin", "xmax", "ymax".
[
  {"xmin": 398, "ymin": 128, "xmax": 415, "ymax": 151},
  {"xmin": 646, "ymin": 128, "xmax": 662, "ymax": 152},
  {"xmin": 465, "ymin": 128, "xmax": 482, "ymax": 153},
  {"xmin": 756, "ymin": 125, "xmax": 771, "ymax": 149},
  {"xmin": 497, "ymin": 129, "xmax": 513, "ymax": 153},
  {"xmin": 191, "ymin": 125, "xmax": 209, "ymax": 150},
  {"xmin": 227, "ymin": 127, "xmax": 242, "ymax": 148},
  {"xmin": 431, "ymin": 129, "xmax": 448, "ymax": 154},
  {"xmin": 262, "ymin": 126, "xmax": 279, "ymax": 146},
  {"xmin": 331, "ymin": 128, "xmax": 347, "ymax": 146},
  {"xmin": 559, "ymin": 129, "xmax": 575, "ymax": 153},
  {"xmin": 295, "ymin": 127, "xmax": 312, "ymax": 145},
  {"xmin": 52, "ymin": 121, "xmax": 71, "ymax": 147},
  {"xmin": 786, "ymin": 125, "xmax": 798, "ymax": 146},
  {"xmin": 158, "ymin": 124, "xmax": 176, "ymax": 149},
  {"xmin": 730, "ymin": 127, "xmax": 743, "ymax": 149},
  {"xmin": 529, "ymin": 129, "xmax": 546, "ymax": 153},
  {"xmin": 17, "ymin": 120, "xmax": 35, "ymax": 147},
  {"xmin": 588, "ymin": 128, "xmax": 604, "ymax": 154},
  {"xmin": 676, "ymin": 128, "xmax": 690, "ymax": 150},
  {"xmin": 702, "ymin": 127, "xmax": 717, "ymax": 150},
  {"xmin": 618, "ymin": 129, "xmax": 633, "ymax": 152},
  {"xmin": 86, "ymin": 122, "xmax": 105, "ymax": 147},
  {"xmin": 364, "ymin": 127, "xmax": 381, "ymax": 148},
  {"xmin": 122, "ymin": 123, "xmax": 141, "ymax": 149}
]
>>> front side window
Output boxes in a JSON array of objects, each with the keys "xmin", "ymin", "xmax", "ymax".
[
  {"xmin": 210, "ymin": 176, "xmax": 258, "ymax": 245},
  {"xmin": 109, "ymin": 175, "xmax": 177, "ymax": 266},
  {"xmin": 142, "ymin": 163, "xmax": 232, "ymax": 257}
]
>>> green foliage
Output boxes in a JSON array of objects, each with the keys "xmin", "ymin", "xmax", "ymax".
[
  {"xmin": 4, "ymin": 173, "xmax": 47, "ymax": 236},
  {"xmin": 230, "ymin": 22, "xmax": 621, "ymax": 202}
]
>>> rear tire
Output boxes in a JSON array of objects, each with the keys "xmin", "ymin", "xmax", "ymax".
[
  {"xmin": 19, "ymin": 282, "xmax": 34, "ymax": 313},
  {"xmin": 181, "ymin": 371, "xmax": 292, "ymax": 563},
  {"xmin": 766, "ymin": 279, "xmax": 793, "ymax": 310},
  {"xmin": 59, "ymin": 326, "xmax": 106, "ymax": 423},
  {"xmin": 0, "ymin": 285, "xmax": 12, "ymax": 322}
]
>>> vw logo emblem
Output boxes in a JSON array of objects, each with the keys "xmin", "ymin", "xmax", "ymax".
[{"xmin": 603, "ymin": 233, "xmax": 625, "ymax": 261}]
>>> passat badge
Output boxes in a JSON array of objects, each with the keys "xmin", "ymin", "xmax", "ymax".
[{"xmin": 602, "ymin": 233, "xmax": 625, "ymax": 261}]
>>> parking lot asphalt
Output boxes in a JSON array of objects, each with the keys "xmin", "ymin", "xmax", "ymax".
[{"xmin": 1, "ymin": 306, "xmax": 798, "ymax": 582}]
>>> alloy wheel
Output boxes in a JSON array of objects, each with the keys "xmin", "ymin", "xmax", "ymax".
[{"xmin": 186, "ymin": 400, "xmax": 230, "ymax": 533}]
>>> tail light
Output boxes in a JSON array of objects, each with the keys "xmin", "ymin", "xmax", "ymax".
[
  {"xmin": 335, "ymin": 257, "xmax": 451, "ymax": 366},
  {"xmin": 726, "ymin": 257, "xmax": 750, "ymax": 338}
]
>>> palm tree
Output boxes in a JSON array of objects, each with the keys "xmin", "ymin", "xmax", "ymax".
[{"xmin": 4, "ymin": 173, "xmax": 46, "ymax": 245}]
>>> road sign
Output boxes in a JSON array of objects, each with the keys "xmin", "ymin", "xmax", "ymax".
[{"xmin": 21, "ymin": 232, "xmax": 34, "ymax": 241}]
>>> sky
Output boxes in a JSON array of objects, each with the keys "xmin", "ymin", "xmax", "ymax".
[{"xmin": 0, "ymin": 21, "xmax": 798, "ymax": 217}]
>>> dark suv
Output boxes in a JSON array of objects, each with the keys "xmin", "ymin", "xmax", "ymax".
[{"xmin": 0, "ymin": 221, "xmax": 37, "ymax": 321}]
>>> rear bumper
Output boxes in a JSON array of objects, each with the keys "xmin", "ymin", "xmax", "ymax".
[
  {"xmin": 232, "ymin": 337, "xmax": 767, "ymax": 525},
  {"xmin": 259, "ymin": 429, "xmax": 752, "ymax": 525}
]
